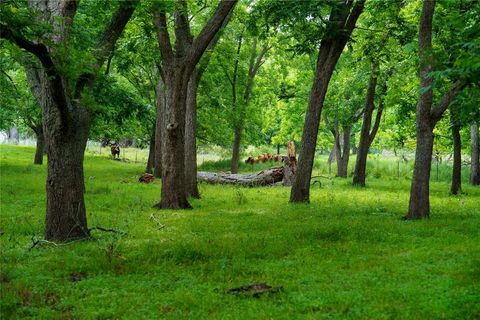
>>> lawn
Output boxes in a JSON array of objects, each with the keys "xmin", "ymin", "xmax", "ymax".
[{"xmin": 1, "ymin": 145, "xmax": 479, "ymax": 319}]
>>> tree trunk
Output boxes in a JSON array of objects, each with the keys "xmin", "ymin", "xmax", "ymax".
[
  {"xmin": 152, "ymin": 0, "xmax": 237, "ymax": 209},
  {"xmin": 154, "ymin": 79, "xmax": 165, "ymax": 178},
  {"xmin": 146, "ymin": 127, "xmax": 155, "ymax": 174},
  {"xmin": 335, "ymin": 127, "xmax": 350, "ymax": 178},
  {"xmin": 471, "ymin": 121, "xmax": 480, "ymax": 185},
  {"xmin": 353, "ymin": 63, "xmax": 385, "ymax": 186},
  {"xmin": 154, "ymin": 68, "xmax": 192, "ymax": 209},
  {"xmin": 230, "ymin": 125, "xmax": 242, "ymax": 173},
  {"xmin": 406, "ymin": 125, "xmax": 434, "ymax": 219},
  {"xmin": 450, "ymin": 123, "xmax": 461, "ymax": 195},
  {"xmin": 290, "ymin": 1, "xmax": 365, "ymax": 202},
  {"xmin": 45, "ymin": 130, "xmax": 90, "ymax": 240},
  {"xmin": 34, "ymin": 125, "xmax": 45, "ymax": 165},
  {"xmin": 185, "ymin": 74, "xmax": 200, "ymax": 198}
]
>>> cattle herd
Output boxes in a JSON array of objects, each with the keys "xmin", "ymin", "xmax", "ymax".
[{"xmin": 245, "ymin": 153, "xmax": 285, "ymax": 165}]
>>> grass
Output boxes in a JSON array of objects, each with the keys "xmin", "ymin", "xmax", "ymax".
[{"xmin": 1, "ymin": 144, "xmax": 479, "ymax": 319}]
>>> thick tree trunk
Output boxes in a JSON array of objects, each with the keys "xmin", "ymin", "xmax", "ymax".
[
  {"xmin": 34, "ymin": 125, "xmax": 45, "ymax": 165},
  {"xmin": 450, "ymin": 124, "xmax": 461, "ymax": 195},
  {"xmin": 154, "ymin": 69, "xmax": 192, "ymax": 209},
  {"xmin": 45, "ymin": 130, "xmax": 90, "ymax": 240},
  {"xmin": 185, "ymin": 75, "xmax": 200, "ymax": 198},
  {"xmin": 471, "ymin": 121, "xmax": 480, "ymax": 185},
  {"xmin": 290, "ymin": 1, "xmax": 365, "ymax": 202},
  {"xmin": 406, "ymin": 125, "xmax": 434, "ymax": 219},
  {"xmin": 27, "ymin": 67, "xmax": 91, "ymax": 241},
  {"xmin": 154, "ymin": 80, "xmax": 165, "ymax": 178},
  {"xmin": 230, "ymin": 125, "xmax": 242, "ymax": 173}
]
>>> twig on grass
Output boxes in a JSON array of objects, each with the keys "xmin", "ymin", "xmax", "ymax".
[
  {"xmin": 150, "ymin": 214, "xmax": 165, "ymax": 230},
  {"xmin": 88, "ymin": 226, "xmax": 126, "ymax": 235}
]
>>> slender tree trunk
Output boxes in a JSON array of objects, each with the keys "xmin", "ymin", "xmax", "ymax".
[
  {"xmin": 353, "ymin": 65, "xmax": 386, "ymax": 187},
  {"xmin": 154, "ymin": 80, "xmax": 165, "ymax": 178},
  {"xmin": 146, "ymin": 125, "xmax": 155, "ymax": 174},
  {"xmin": 470, "ymin": 121, "xmax": 480, "ymax": 185},
  {"xmin": 290, "ymin": 1, "xmax": 365, "ymax": 202},
  {"xmin": 335, "ymin": 127, "xmax": 350, "ymax": 178},
  {"xmin": 231, "ymin": 125, "xmax": 242, "ymax": 173},
  {"xmin": 185, "ymin": 74, "xmax": 200, "ymax": 198},
  {"xmin": 34, "ymin": 125, "xmax": 45, "ymax": 165},
  {"xmin": 450, "ymin": 123, "xmax": 461, "ymax": 195}
]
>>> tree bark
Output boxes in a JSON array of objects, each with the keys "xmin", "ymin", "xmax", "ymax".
[
  {"xmin": 185, "ymin": 74, "xmax": 200, "ymax": 198},
  {"xmin": 471, "ymin": 121, "xmax": 480, "ymax": 185},
  {"xmin": 290, "ymin": 0, "xmax": 365, "ymax": 202},
  {"xmin": 34, "ymin": 125, "xmax": 45, "ymax": 165},
  {"xmin": 450, "ymin": 122, "xmax": 461, "ymax": 195}
]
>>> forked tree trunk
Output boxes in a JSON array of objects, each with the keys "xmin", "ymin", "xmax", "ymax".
[
  {"xmin": 450, "ymin": 123, "xmax": 461, "ymax": 195},
  {"xmin": 33, "ymin": 124, "xmax": 45, "ymax": 165},
  {"xmin": 185, "ymin": 74, "xmax": 200, "ymax": 198},
  {"xmin": 353, "ymin": 63, "xmax": 384, "ymax": 186},
  {"xmin": 153, "ymin": 0, "xmax": 237, "ymax": 209},
  {"xmin": 290, "ymin": 0, "xmax": 365, "ymax": 202},
  {"xmin": 471, "ymin": 121, "xmax": 480, "ymax": 185}
]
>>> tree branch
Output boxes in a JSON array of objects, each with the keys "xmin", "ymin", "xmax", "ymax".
[
  {"xmin": 189, "ymin": 0, "xmax": 237, "ymax": 71},
  {"xmin": 174, "ymin": 0, "xmax": 193, "ymax": 57},
  {"xmin": 75, "ymin": 1, "xmax": 137, "ymax": 98},
  {"xmin": 153, "ymin": 10, "xmax": 174, "ymax": 64},
  {"xmin": 430, "ymin": 81, "xmax": 464, "ymax": 123}
]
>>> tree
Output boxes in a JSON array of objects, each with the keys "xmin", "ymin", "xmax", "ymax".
[
  {"xmin": 1, "ymin": 0, "xmax": 137, "ymax": 240},
  {"xmin": 152, "ymin": 0, "xmax": 237, "ymax": 209},
  {"xmin": 405, "ymin": 0, "xmax": 466, "ymax": 219},
  {"xmin": 290, "ymin": 0, "xmax": 365, "ymax": 202},
  {"xmin": 352, "ymin": 63, "xmax": 388, "ymax": 186}
]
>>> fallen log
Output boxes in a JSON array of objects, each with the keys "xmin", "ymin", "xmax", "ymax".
[{"xmin": 197, "ymin": 166, "xmax": 284, "ymax": 186}]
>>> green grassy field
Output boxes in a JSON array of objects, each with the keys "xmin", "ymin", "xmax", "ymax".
[{"xmin": 1, "ymin": 145, "xmax": 479, "ymax": 319}]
